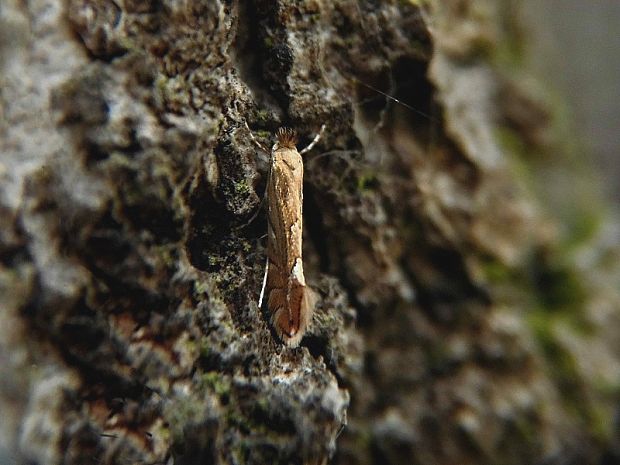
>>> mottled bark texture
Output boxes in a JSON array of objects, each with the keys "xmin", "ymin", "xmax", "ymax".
[{"xmin": 1, "ymin": 1, "xmax": 619, "ymax": 464}]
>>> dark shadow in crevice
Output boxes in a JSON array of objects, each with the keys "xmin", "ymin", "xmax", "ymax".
[
  {"xmin": 355, "ymin": 56, "xmax": 440, "ymax": 140},
  {"xmin": 302, "ymin": 334, "xmax": 346, "ymax": 387},
  {"xmin": 303, "ymin": 183, "xmax": 331, "ymax": 274},
  {"xmin": 402, "ymin": 245, "xmax": 491, "ymax": 326},
  {"xmin": 171, "ymin": 418, "xmax": 218, "ymax": 465},
  {"xmin": 184, "ymin": 137, "xmax": 263, "ymax": 274},
  {"xmin": 231, "ymin": 0, "xmax": 285, "ymax": 121}
]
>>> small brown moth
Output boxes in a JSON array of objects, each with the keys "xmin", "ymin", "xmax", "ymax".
[{"xmin": 247, "ymin": 122, "xmax": 325, "ymax": 347}]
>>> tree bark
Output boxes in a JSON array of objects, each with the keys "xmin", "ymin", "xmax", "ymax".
[{"xmin": 1, "ymin": 1, "xmax": 619, "ymax": 464}]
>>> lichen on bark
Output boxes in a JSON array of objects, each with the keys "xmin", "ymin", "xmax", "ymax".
[{"xmin": 1, "ymin": 1, "xmax": 619, "ymax": 465}]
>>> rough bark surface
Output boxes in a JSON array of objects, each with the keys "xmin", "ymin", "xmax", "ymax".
[{"xmin": 1, "ymin": 1, "xmax": 619, "ymax": 465}]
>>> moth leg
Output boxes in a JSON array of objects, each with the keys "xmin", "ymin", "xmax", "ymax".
[
  {"xmin": 258, "ymin": 257, "xmax": 269, "ymax": 308},
  {"xmin": 244, "ymin": 120, "xmax": 270, "ymax": 153},
  {"xmin": 299, "ymin": 123, "xmax": 326, "ymax": 155}
]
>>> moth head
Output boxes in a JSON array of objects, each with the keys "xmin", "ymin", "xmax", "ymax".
[{"xmin": 275, "ymin": 127, "xmax": 297, "ymax": 150}]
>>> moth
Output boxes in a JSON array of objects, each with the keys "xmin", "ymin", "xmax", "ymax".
[{"xmin": 246, "ymin": 123, "xmax": 325, "ymax": 347}]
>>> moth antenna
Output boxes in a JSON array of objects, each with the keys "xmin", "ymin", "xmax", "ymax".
[
  {"xmin": 244, "ymin": 120, "xmax": 270, "ymax": 153},
  {"xmin": 299, "ymin": 123, "xmax": 326, "ymax": 155}
]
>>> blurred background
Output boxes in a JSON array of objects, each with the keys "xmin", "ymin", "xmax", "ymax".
[{"xmin": 524, "ymin": 0, "xmax": 620, "ymax": 202}]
